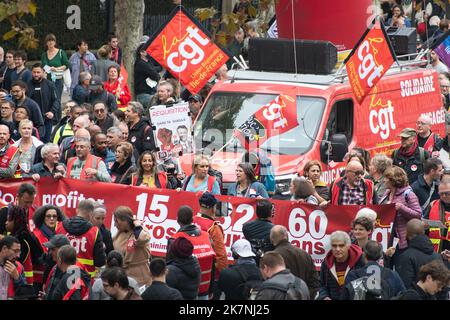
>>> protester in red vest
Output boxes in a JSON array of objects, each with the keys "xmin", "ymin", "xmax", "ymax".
[
  {"xmin": 194, "ymin": 192, "xmax": 228, "ymax": 298},
  {"xmin": 103, "ymin": 65, "xmax": 131, "ymax": 110},
  {"xmin": 51, "ymin": 245, "xmax": 91, "ymax": 300},
  {"xmin": 66, "ymin": 137, "xmax": 112, "ymax": 182},
  {"xmin": 426, "ymin": 181, "xmax": 450, "ymax": 255},
  {"xmin": 55, "ymin": 199, "xmax": 106, "ymax": 278},
  {"xmin": 32, "ymin": 205, "xmax": 66, "ymax": 291},
  {"xmin": 129, "ymin": 150, "xmax": 170, "ymax": 188},
  {"xmin": 416, "ymin": 115, "xmax": 443, "ymax": 157},
  {"xmin": 0, "ymin": 123, "xmax": 19, "ymax": 179},
  {"xmin": 0, "ymin": 236, "xmax": 27, "ymax": 300},
  {"xmin": 168, "ymin": 205, "xmax": 216, "ymax": 300},
  {"xmin": 330, "ymin": 161, "xmax": 377, "ymax": 205},
  {"xmin": 5, "ymin": 206, "xmax": 43, "ymax": 286}
]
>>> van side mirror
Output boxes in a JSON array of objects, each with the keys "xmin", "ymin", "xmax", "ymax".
[{"xmin": 329, "ymin": 134, "xmax": 348, "ymax": 162}]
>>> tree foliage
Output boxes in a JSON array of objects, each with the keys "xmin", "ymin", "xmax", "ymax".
[
  {"xmin": 0, "ymin": 0, "xmax": 38, "ymax": 50},
  {"xmin": 195, "ymin": 0, "xmax": 277, "ymax": 47}
]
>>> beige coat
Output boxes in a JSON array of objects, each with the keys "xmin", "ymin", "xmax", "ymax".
[{"xmin": 113, "ymin": 228, "xmax": 152, "ymax": 287}]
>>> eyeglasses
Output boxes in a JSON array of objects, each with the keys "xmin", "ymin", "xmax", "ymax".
[
  {"xmin": 416, "ymin": 121, "xmax": 429, "ymax": 125},
  {"xmin": 439, "ymin": 191, "xmax": 450, "ymax": 197},
  {"xmin": 347, "ymin": 170, "xmax": 364, "ymax": 176},
  {"xmin": 94, "ymin": 109, "xmax": 105, "ymax": 113},
  {"xmin": 45, "ymin": 214, "xmax": 58, "ymax": 219}
]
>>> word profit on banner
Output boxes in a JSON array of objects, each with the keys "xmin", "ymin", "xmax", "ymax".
[{"xmin": 42, "ymin": 190, "xmax": 105, "ymax": 208}]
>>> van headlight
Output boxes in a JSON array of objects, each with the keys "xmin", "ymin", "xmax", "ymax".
[{"xmin": 275, "ymin": 174, "xmax": 296, "ymax": 196}]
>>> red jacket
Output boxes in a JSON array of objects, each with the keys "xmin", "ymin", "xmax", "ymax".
[
  {"xmin": 103, "ymin": 79, "xmax": 131, "ymax": 107},
  {"xmin": 7, "ymin": 261, "xmax": 25, "ymax": 299},
  {"xmin": 330, "ymin": 177, "xmax": 375, "ymax": 205},
  {"xmin": 428, "ymin": 200, "xmax": 450, "ymax": 253}
]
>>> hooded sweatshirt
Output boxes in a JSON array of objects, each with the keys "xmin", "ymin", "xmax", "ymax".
[
  {"xmin": 318, "ymin": 244, "xmax": 364, "ymax": 300},
  {"xmin": 166, "ymin": 256, "xmax": 201, "ymax": 300},
  {"xmin": 395, "ymin": 234, "xmax": 442, "ymax": 289},
  {"xmin": 60, "ymin": 217, "xmax": 106, "ymax": 268}
]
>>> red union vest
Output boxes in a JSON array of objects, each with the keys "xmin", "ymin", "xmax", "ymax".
[
  {"xmin": 32, "ymin": 227, "xmax": 51, "ymax": 284},
  {"xmin": 55, "ymin": 222, "xmax": 98, "ymax": 278},
  {"xmin": 20, "ymin": 239, "xmax": 34, "ymax": 285},
  {"xmin": 420, "ymin": 132, "xmax": 437, "ymax": 154},
  {"xmin": 428, "ymin": 200, "xmax": 450, "ymax": 253},
  {"xmin": 183, "ymin": 175, "xmax": 216, "ymax": 192},
  {"xmin": 131, "ymin": 172, "xmax": 168, "ymax": 189},
  {"xmin": 331, "ymin": 177, "xmax": 374, "ymax": 205},
  {"xmin": 172, "ymin": 230, "xmax": 215, "ymax": 295},
  {"xmin": 7, "ymin": 261, "xmax": 24, "ymax": 299},
  {"xmin": 0, "ymin": 144, "xmax": 18, "ymax": 168},
  {"xmin": 66, "ymin": 154, "xmax": 101, "ymax": 180}
]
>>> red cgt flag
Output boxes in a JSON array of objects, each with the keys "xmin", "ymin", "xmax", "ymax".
[
  {"xmin": 234, "ymin": 95, "xmax": 298, "ymax": 150},
  {"xmin": 345, "ymin": 20, "xmax": 396, "ymax": 104},
  {"xmin": 144, "ymin": 6, "xmax": 230, "ymax": 94}
]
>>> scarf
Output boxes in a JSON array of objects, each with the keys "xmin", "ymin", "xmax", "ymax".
[{"xmin": 399, "ymin": 139, "xmax": 418, "ymax": 158}]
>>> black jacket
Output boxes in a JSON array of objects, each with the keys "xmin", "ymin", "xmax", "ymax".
[
  {"xmin": 110, "ymin": 158, "xmax": 135, "ymax": 184},
  {"xmin": 134, "ymin": 58, "xmax": 161, "ymax": 96},
  {"xmin": 99, "ymin": 224, "xmax": 114, "ymax": 255},
  {"xmin": 27, "ymin": 78, "xmax": 60, "ymax": 120},
  {"xmin": 166, "ymin": 256, "xmax": 201, "ymax": 300},
  {"xmin": 88, "ymin": 90, "xmax": 117, "ymax": 112},
  {"xmin": 242, "ymin": 218, "xmax": 275, "ymax": 253},
  {"xmin": 14, "ymin": 97, "xmax": 45, "ymax": 137},
  {"xmin": 255, "ymin": 269, "xmax": 310, "ymax": 300},
  {"xmin": 411, "ymin": 174, "xmax": 439, "ymax": 215},
  {"xmin": 395, "ymin": 282, "xmax": 436, "ymax": 300},
  {"xmin": 393, "ymin": 147, "xmax": 430, "ymax": 185},
  {"xmin": 128, "ymin": 118, "xmax": 157, "ymax": 155},
  {"xmin": 395, "ymin": 234, "xmax": 442, "ymax": 289},
  {"xmin": 141, "ymin": 280, "xmax": 183, "ymax": 300},
  {"xmin": 52, "ymin": 266, "xmax": 91, "ymax": 300},
  {"xmin": 61, "ymin": 216, "xmax": 106, "ymax": 267},
  {"xmin": 218, "ymin": 260, "xmax": 263, "ymax": 300},
  {"xmin": 95, "ymin": 113, "xmax": 115, "ymax": 134},
  {"xmin": 45, "ymin": 266, "xmax": 64, "ymax": 300}
]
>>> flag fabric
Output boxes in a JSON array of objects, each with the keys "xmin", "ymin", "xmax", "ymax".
[
  {"xmin": 233, "ymin": 95, "xmax": 298, "ymax": 151},
  {"xmin": 345, "ymin": 19, "xmax": 396, "ymax": 104},
  {"xmin": 116, "ymin": 63, "xmax": 129, "ymax": 111},
  {"xmin": 144, "ymin": 6, "xmax": 230, "ymax": 94},
  {"xmin": 431, "ymin": 30, "xmax": 450, "ymax": 68}
]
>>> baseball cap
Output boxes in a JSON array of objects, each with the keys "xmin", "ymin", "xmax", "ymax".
[
  {"xmin": 199, "ymin": 192, "xmax": 218, "ymax": 209},
  {"xmin": 89, "ymin": 75, "xmax": 104, "ymax": 90},
  {"xmin": 43, "ymin": 234, "xmax": 70, "ymax": 249},
  {"xmin": 232, "ymin": 239, "xmax": 255, "ymax": 258},
  {"xmin": 399, "ymin": 128, "xmax": 416, "ymax": 138},
  {"xmin": 188, "ymin": 94, "xmax": 202, "ymax": 103}
]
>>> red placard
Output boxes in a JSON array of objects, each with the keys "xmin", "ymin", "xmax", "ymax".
[
  {"xmin": 0, "ymin": 177, "xmax": 396, "ymax": 267},
  {"xmin": 145, "ymin": 6, "xmax": 230, "ymax": 94},
  {"xmin": 345, "ymin": 20, "xmax": 396, "ymax": 104}
]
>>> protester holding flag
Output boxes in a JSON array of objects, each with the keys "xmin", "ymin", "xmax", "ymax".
[{"xmin": 103, "ymin": 65, "xmax": 131, "ymax": 112}]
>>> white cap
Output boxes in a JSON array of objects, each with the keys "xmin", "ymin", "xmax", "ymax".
[
  {"xmin": 232, "ymin": 239, "xmax": 255, "ymax": 258},
  {"xmin": 355, "ymin": 207, "xmax": 377, "ymax": 222}
]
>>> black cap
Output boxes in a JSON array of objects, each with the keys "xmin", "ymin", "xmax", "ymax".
[
  {"xmin": 89, "ymin": 75, "xmax": 104, "ymax": 90},
  {"xmin": 199, "ymin": 192, "xmax": 218, "ymax": 209},
  {"xmin": 188, "ymin": 94, "xmax": 202, "ymax": 103},
  {"xmin": 43, "ymin": 234, "xmax": 70, "ymax": 249}
]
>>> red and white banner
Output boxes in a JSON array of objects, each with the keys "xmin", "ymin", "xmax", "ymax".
[
  {"xmin": 0, "ymin": 178, "xmax": 396, "ymax": 267},
  {"xmin": 144, "ymin": 6, "xmax": 230, "ymax": 94},
  {"xmin": 345, "ymin": 20, "xmax": 396, "ymax": 104}
]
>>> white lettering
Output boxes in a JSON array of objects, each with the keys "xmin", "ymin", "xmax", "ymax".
[{"xmin": 369, "ymin": 102, "xmax": 396, "ymax": 140}]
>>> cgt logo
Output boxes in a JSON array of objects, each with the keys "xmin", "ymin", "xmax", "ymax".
[
  {"xmin": 369, "ymin": 100, "xmax": 396, "ymax": 140},
  {"xmin": 166, "ymin": 26, "xmax": 210, "ymax": 73},
  {"xmin": 357, "ymin": 40, "xmax": 384, "ymax": 88}
]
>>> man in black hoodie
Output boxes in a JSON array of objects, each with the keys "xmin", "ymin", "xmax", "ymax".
[
  {"xmin": 134, "ymin": 44, "xmax": 161, "ymax": 111},
  {"xmin": 125, "ymin": 101, "xmax": 156, "ymax": 155},
  {"xmin": 27, "ymin": 63, "xmax": 60, "ymax": 143},
  {"xmin": 55, "ymin": 199, "xmax": 106, "ymax": 278},
  {"xmin": 395, "ymin": 219, "xmax": 443, "ymax": 289}
]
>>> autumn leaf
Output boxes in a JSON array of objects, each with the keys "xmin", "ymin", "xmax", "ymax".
[
  {"xmin": 215, "ymin": 31, "xmax": 227, "ymax": 47},
  {"xmin": 0, "ymin": 4, "xmax": 8, "ymax": 22},
  {"xmin": 28, "ymin": 1, "xmax": 37, "ymax": 16},
  {"xmin": 3, "ymin": 29, "xmax": 18, "ymax": 41},
  {"xmin": 195, "ymin": 7, "xmax": 217, "ymax": 22},
  {"xmin": 17, "ymin": 0, "xmax": 30, "ymax": 14},
  {"xmin": 7, "ymin": 3, "xmax": 18, "ymax": 16},
  {"xmin": 248, "ymin": 5, "xmax": 257, "ymax": 18}
]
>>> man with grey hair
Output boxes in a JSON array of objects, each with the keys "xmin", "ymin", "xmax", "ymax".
[
  {"xmin": 59, "ymin": 115, "xmax": 90, "ymax": 163},
  {"xmin": 106, "ymin": 126, "xmax": 123, "ymax": 152},
  {"xmin": 318, "ymin": 231, "xmax": 364, "ymax": 300},
  {"xmin": 66, "ymin": 137, "xmax": 111, "ymax": 182},
  {"xmin": 416, "ymin": 114, "xmax": 443, "ymax": 156},
  {"xmin": 125, "ymin": 101, "xmax": 156, "ymax": 154},
  {"xmin": 56, "ymin": 199, "xmax": 106, "ymax": 277},
  {"xmin": 90, "ymin": 202, "xmax": 113, "ymax": 254},
  {"xmin": 27, "ymin": 143, "xmax": 66, "ymax": 181},
  {"xmin": 271, "ymin": 225, "xmax": 320, "ymax": 298}
]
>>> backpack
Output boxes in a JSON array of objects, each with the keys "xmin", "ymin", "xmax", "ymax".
[
  {"xmin": 261, "ymin": 276, "xmax": 306, "ymax": 300},
  {"xmin": 234, "ymin": 265, "xmax": 263, "ymax": 300},
  {"xmin": 345, "ymin": 268, "xmax": 392, "ymax": 300}
]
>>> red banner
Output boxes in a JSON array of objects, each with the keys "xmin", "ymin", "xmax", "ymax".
[
  {"xmin": 234, "ymin": 95, "xmax": 298, "ymax": 150},
  {"xmin": 0, "ymin": 178, "xmax": 396, "ymax": 267},
  {"xmin": 145, "ymin": 6, "xmax": 229, "ymax": 94},
  {"xmin": 345, "ymin": 21, "xmax": 395, "ymax": 104}
]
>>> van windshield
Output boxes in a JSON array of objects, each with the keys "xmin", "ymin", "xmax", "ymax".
[{"xmin": 193, "ymin": 92, "xmax": 326, "ymax": 155}]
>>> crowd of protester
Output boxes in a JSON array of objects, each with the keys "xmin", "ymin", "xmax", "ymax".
[{"xmin": 0, "ymin": 0, "xmax": 450, "ymax": 301}]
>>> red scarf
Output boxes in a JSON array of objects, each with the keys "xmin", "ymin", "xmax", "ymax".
[{"xmin": 399, "ymin": 139, "xmax": 418, "ymax": 158}]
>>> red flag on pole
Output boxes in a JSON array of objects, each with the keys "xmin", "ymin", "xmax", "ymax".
[
  {"xmin": 345, "ymin": 19, "xmax": 396, "ymax": 104},
  {"xmin": 144, "ymin": 6, "xmax": 230, "ymax": 94},
  {"xmin": 233, "ymin": 95, "xmax": 298, "ymax": 151},
  {"xmin": 116, "ymin": 63, "xmax": 129, "ymax": 111}
]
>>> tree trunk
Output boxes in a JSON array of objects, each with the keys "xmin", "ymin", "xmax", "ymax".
[{"xmin": 114, "ymin": 0, "xmax": 145, "ymax": 99}]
